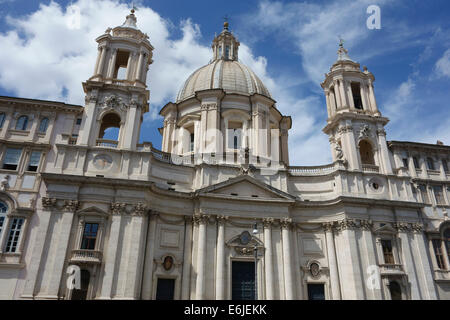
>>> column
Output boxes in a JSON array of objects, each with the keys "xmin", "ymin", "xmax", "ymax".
[
  {"xmin": 338, "ymin": 79, "xmax": 347, "ymax": 108},
  {"xmin": 360, "ymin": 84, "xmax": 369, "ymax": 111},
  {"xmin": 334, "ymin": 80, "xmax": 342, "ymax": 109},
  {"xmin": 46, "ymin": 201, "xmax": 78, "ymax": 297},
  {"xmin": 368, "ymin": 83, "xmax": 379, "ymax": 114},
  {"xmin": 98, "ymin": 212, "xmax": 122, "ymax": 299},
  {"xmin": 333, "ymin": 219, "xmax": 365, "ymax": 299},
  {"xmin": 122, "ymin": 102, "xmax": 139, "ymax": 150},
  {"xmin": 21, "ymin": 205, "xmax": 53, "ymax": 298},
  {"xmin": 97, "ymin": 46, "xmax": 108, "ymax": 77},
  {"xmin": 124, "ymin": 52, "xmax": 134, "ymax": 81},
  {"xmin": 141, "ymin": 213, "xmax": 158, "ymax": 299},
  {"xmin": 195, "ymin": 215, "xmax": 208, "ymax": 300},
  {"xmin": 359, "ymin": 220, "xmax": 382, "ymax": 299},
  {"xmin": 346, "ymin": 81, "xmax": 355, "ymax": 109},
  {"xmin": 376, "ymin": 128, "xmax": 393, "ymax": 174},
  {"xmin": 263, "ymin": 218, "xmax": 274, "ymax": 300},
  {"xmin": 93, "ymin": 47, "xmax": 102, "ymax": 75},
  {"xmin": 325, "ymin": 91, "xmax": 332, "ymax": 118},
  {"xmin": 329, "ymin": 89, "xmax": 337, "ymax": 113},
  {"xmin": 135, "ymin": 52, "xmax": 144, "ymax": 82},
  {"xmin": 412, "ymin": 226, "xmax": 438, "ymax": 299},
  {"xmin": 200, "ymin": 105, "xmax": 208, "ymax": 154},
  {"xmin": 281, "ymin": 218, "xmax": 294, "ymax": 300},
  {"xmin": 215, "ymin": 216, "xmax": 227, "ymax": 300},
  {"xmin": 396, "ymin": 225, "xmax": 421, "ymax": 299},
  {"xmin": 124, "ymin": 207, "xmax": 147, "ymax": 299},
  {"xmin": 181, "ymin": 216, "xmax": 193, "ymax": 299},
  {"xmin": 107, "ymin": 48, "xmax": 118, "ymax": 79},
  {"xmin": 341, "ymin": 122, "xmax": 359, "ymax": 170},
  {"xmin": 322, "ymin": 222, "xmax": 341, "ymax": 300}
]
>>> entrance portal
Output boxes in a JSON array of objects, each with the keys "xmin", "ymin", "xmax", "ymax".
[{"xmin": 232, "ymin": 261, "xmax": 255, "ymax": 300}]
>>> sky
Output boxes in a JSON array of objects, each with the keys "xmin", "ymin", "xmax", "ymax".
[{"xmin": 0, "ymin": 0, "xmax": 449, "ymax": 165}]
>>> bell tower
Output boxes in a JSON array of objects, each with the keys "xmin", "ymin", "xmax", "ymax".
[
  {"xmin": 321, "ymin": 41, "xmax": 393, "ymax": 174},
  {"xmin": 78, "ymin": 9, "xmax": 154, "ymax": 151}
]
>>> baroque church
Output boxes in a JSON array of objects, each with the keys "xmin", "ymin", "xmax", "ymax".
[{"xmin": 0, "ymin": 10, "xmax": 449, "ymax": 300}]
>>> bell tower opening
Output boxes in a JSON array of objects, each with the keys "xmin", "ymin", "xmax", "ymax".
[
  {"xmin": 98, "ymin": 113, "xmax": 121, "ymax": 144},
  {"xmin": 351, "ymin": 82, "xmax": 363, "ymax": 110},
  {"xmin": 114, "ymin": 50, "xmax": 130, "ymax": 80}
]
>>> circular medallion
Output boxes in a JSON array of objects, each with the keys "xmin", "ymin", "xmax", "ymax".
[
  {"xmin": 310, "ymin": 262, "xmax": 320, "ymax": 277},
  {"xmin": 163, "ymin": 256, "xmax": 174, "ymax": 271},
  {"xmin": 93, "ymin": 154, "xmax": 113, "ymax": 170},
  {"xmin": 239, "ymin": 231, "xmax": 251, "ymax": 245}
]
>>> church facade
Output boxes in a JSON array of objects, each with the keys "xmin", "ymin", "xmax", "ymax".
[{"xmin": 0, "ymin": 11, "xmax": 449, "ymax": 300}]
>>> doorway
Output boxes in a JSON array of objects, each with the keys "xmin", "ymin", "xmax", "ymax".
[
  {"xmin": 155, "ymin": 278, "xmax": 175, "ymax": 300},
  {"xmin": 232, "ymin": 261, "xmax": 255, "ymax": 300}
]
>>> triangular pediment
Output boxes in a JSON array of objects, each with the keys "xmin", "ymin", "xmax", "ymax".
[
  {"xmin": 374, "ymin": 223, "xmax": 397, "ymax": 234},
  {"xmin": 77, "ymin": 205, "xmax": 109, "ymax": 217},
  {"xmin": 196, "ymin": 175, "xmax": 297, "ymax": 201}
]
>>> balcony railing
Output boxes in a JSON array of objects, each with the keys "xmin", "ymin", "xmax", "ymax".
[
  {"xmin": 379, "ymin": 264, "xmax": 404, "ymax": 274},
  {"xmin": 433, "ymin": 269, "xmax": 450, "ymax": 281},
  {"xmin": 362, "ymin": 164, "xmax": 380, "ymax": 173},
  {"xmin": 96, "ymin": 139, "xmax": 118, "ymax": 148},
  {"xmin": 70, "ymin": 249, "xmax": 102, "ymax": 264},
  {"xmin": 289, "ymin": 163, "xmax": 337, "ymax": 176}
]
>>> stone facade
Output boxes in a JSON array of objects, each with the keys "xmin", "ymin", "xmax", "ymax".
[{"xmin": 0, "ymin": 13, "xmax": 448, "ymax": 300}]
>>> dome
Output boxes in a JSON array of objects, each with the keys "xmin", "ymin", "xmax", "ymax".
[
  {"xmin": 175, "ymin": 22, "xmax": 271, "ymax": 103},
  {"xmin": 176, "ymin": 60, "xmax": 271, "ymax": 103}
]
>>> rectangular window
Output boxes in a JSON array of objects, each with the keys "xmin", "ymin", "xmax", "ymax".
[
  {"xmin": 80, "ymin": 223, "xmax": 99, "ymax": 250},
  {"xmin": 5, "ymin": 217, "xmax": 24, "ymax": 253},
  {"xmin": 413, "ymin": 157, "xmax": 420, "ymax": 169},
  {"xmin": 0, "ymin": 216, "xmax": 4, "ymax": 237},
  {"xmin": 432, "ymin": 239, "xmax": 446, "ymax": 270},
  {"xmin": 190, "ymin": 133, "xmax": 194, "ymax": 152},
  {"xmin": 442, "ymin": 159, "xmax": 449, "ymax": 173},
  {"xmin": 427, "ymin": 157, "xmax": 435, "ymax": 170},
  {"xmin": 433, "ymin": 186, "xmax": 445, "ymax": 205},
  {"xmin": 402, "ymin": 158, "xmax": 408, "ymax": 168},
  {"xmin": 76, "ymin": 118, "xmax": 82, "ymax": 125},
  {"xmin": 418, "ymin": 184, "xmax": 430, "ymax": 204},
  {"xmin": 27, "ymin": 151, "xmax": 41, "ymax": 172},
  {"xmin": 307, "ymin": 284, "xmax": 325, "ymax": 300},
  {"xmin": 2, "ymin": 148, "xmax": 22, "ymax": 170},
  {"xmin": 381, "ymin": 239, "xmax": 395, "ymax": 264}
]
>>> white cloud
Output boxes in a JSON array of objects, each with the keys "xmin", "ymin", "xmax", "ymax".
[
  {"xmin": 0, "ymin": 0, "xmax": 335, "ymax": 165},
  {"xmin": 0, "ymin": 0, "xmax": 210, "ymax": 113},
  {"xmin": 434, "ymin": 49, "xmax": 450, "ymax": 78}
]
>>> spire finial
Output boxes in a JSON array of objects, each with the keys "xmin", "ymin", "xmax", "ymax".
[
  {"xmin": 338, "ymin": 35, "xmax": 345, "ymax": 47},
  {"xmin": 336, "ymin": 36, "xmax": 353, "ymax": 62},
  {"xmin": 223, "ymin": 15, "xmax": 230, "ymax": 30}
]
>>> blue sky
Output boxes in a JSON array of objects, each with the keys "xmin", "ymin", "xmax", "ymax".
[{"xmin": 0, "ymin": 0, "xmax": 449, "ymax": 165}]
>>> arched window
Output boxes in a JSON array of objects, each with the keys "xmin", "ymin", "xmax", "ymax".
[
  {"xmin": 228, "ymin": 121, "xmax": 243, "ymax": 150},
  {"xmin": 0, "ymin": 113, "xmax": 5, "ymax": 128},
  {"xmin": 359, "ymin": 140, "xmax": 375, "ymax": 165},
  {"xmin": 38, "ymin": 117, "xmax": 49, "ymax": 133},
  {"xmin": 389, "ymin": 281, "xmax": 402, "ymax": 300},
  {"xmin": 0, "ymin": 201, "xmax": 8, "ymax": 237},
  {"xmin": 98, "ymin": 113, "xmax": 120, "ymax": 146},
  {"xmin": 15, "ymin": 116, "xmax": 28, "ymax": 130}
]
